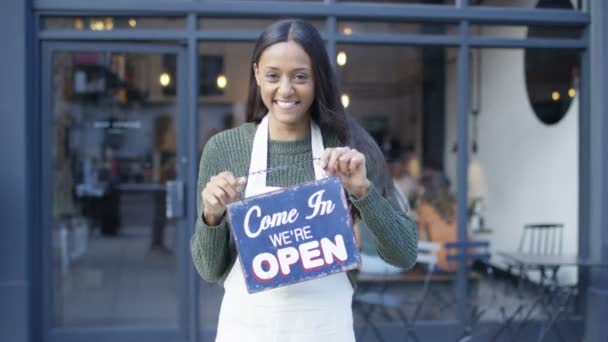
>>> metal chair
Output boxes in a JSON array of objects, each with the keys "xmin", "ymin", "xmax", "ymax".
[
  {"xmin": 495, "ymin": 223, "xmax": 567, "ymax": 342},
  {"xmin": 353, "ymin": 240, "xmax": 441, "ymax": 342},
  {"xmin": 516, "ymin": 223, "xmax": 564, "ymax": 285}
]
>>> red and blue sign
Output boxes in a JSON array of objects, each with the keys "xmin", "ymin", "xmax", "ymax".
[{"xmin": 227, "ymin": 177, "xmax": 360, "ymax": 293}]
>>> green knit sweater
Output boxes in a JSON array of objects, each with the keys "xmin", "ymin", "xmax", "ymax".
[{"xmin": 190, "ymin": 122, "xmax": 418, "ymax": 285}]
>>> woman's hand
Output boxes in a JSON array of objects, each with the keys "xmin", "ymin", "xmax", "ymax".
[
  {"xmin": 319, "ymin": 147, "xmax": 371, "ymax": 199},
  {"xmin": 201, "ymin": 171, "xmax": 246, "ymax": 226}
]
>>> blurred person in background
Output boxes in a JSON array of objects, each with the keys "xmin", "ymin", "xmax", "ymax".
[
  {"xmin": 416, "ymin": 169, "xmax": 457, "ymax": 272},
  {"xmin": 149, "ymin": 114, "xmax": 176, "ymax": 254}
]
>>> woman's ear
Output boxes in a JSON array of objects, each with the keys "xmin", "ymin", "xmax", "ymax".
[{"xmin": 253, "ymin": 63, "xmax": 261, "ymax": 86}]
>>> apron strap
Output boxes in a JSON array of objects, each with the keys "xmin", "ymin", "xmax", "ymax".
[{"xmin": 245, "ymin": 115, "xmax": 326, "ymax": 198}]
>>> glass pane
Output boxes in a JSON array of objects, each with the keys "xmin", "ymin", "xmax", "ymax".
[
  {"xmin": 51, "ymin": 50, "xmax": 179, "ymax": 326},
  {"xmin": 196, "ymin": 41, "xmax": 255, "ymax": 337},
  {"xmin": 202, "ymin": 0, "xmax": 321, "ymax": 2},
  {"xmin": 337, "ymin": 21, "xmax": 458, "ymax": 36},
  {"xmin": 337, "ymin": 0, "xmax": 455, "ymax": 4},
  {"xmin": 472, "ymin": 0, "xmax": 582, "ymax": 10},
  {"xmin": 462, "ymin": 48, "xmax": 581, "ymax": 334},
  {"xmin": 470, "ymin": 24, "xmax": 584, "ymax": 39},
  {"xmin": 336, "ymin": 44, "xmax": 460, "ymax": 334},
  {"xmin": 199, "ymin": 18, "xmax": 326, "ymax": 33},
  {"xmin": 43, "ymin": 17, "xmax": 185, "ymax": 30}
]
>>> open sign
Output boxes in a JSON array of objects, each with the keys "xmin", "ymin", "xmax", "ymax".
[{"xmin": 227, "ymin": 177, "xmax": 360, "ymax": 293}]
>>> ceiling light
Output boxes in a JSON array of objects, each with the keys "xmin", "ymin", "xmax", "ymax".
[
  {"xmin": 216, "ymin": 75, "xmax": 227, "ymax": 89},
  {"xmin": 337, "ymin": 51, "xmax": 347, "ymax": 67},
  {"xmin": 341, "ymin": 94, "xmax": 350, "ymax": 109},
  {"xmin": 160, "ymin": 72, "xmax": 171, "ymax": 87},
  {"xmin": 89, "ymin": 19, "xmax": 105, "ymax": 31}
]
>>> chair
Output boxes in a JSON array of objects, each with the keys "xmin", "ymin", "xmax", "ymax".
[
  {"xmin": 500, "ymin": 223, "xmax": 574, "ymax": 342},
  {"xmin": 516, "ymin": 223, "xmax": 564, "ymax": 285},
  {"xmin": 353, "ymin": 240, "xmax": 441, "ymax": 342}
]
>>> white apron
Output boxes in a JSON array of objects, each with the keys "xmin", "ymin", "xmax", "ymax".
[{"xmin": 215, "ymin": 115, "xmax": 355, "ymax": 342}]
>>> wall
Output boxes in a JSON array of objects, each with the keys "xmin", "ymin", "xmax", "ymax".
[{"xmin": 444, "ymin": 26, "xmax": 580, "ymax": 283}]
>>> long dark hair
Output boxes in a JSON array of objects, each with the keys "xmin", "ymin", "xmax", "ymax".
[{"xmin": 245, "ymin": 19, "xmax": 396, "ymax": 204}]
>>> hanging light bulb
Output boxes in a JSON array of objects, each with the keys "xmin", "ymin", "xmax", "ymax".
[
  {"xmin": 89, "ymin": 19, "xmax": 105, "ymax": 31},
  {"xmin": 337, "ymin": 51, "xmax": 347, "ymax": 67},
  {"xmin": 341, "ymin": 94, "xmax": 350, "ymax": 109},
  {"xmin": 216, "ymin": 74, "xmax": 228, "ymax": 89},
  {"xmin": 568, "ymin": 88, "xmax": 576, "ymax": 98},
  {"xmin": 160, "ymin": 72, "xmax": 171, "ymax": 87},
  {"xmin": 552, "ymin": 91, "xmax": 560, "ymax": 101},
  {"xmin": 128, "ymin": 18, "xmax": 137, "ymax": 28}
]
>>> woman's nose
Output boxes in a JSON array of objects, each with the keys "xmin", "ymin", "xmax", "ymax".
[{"xmin": 277, "ymin": 77, "xmax": 294, "ymax": 97}]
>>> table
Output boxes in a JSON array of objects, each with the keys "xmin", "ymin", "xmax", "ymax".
[{"xmin": 495, "ymin": 251, "xmax": 608, "ymax": 342}]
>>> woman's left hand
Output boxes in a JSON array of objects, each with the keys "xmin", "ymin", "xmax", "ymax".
[{"xmin": 319, "ymin": 147, "xmax": 371, "ymax": 199}]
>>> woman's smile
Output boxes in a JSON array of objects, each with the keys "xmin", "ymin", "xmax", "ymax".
[{"xmin": 274, "ymin": 99, "xmax": 300, "ymax": 110}]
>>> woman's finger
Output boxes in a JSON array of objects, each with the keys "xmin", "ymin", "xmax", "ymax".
[
  {"xmin": 349, "ymin": 152, "xmax": 365, "ymax": 174},
  {"xmin": 338, "ymin": 149, "xmax": 357, "ymax": 175},
  {"xmin": 215, "ymin": 176, "xmax": 238, "ymax": 200},
  {"xmin": 327, "ymin": 147, "xmax": 348, "ymax": 174},
  {"xmin": 210, "ymin": 186, "xmax": 229, "ymax": 207},
  {"xmin": 319, "ymin": 148, "xmax": 333, "ymax": 169}
]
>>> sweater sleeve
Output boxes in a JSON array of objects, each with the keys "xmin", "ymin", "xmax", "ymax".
[
  {"xmin": 350, "ymin": 167, "xmax": 418, "ymax": 269},
  {"xmin": 190, "ymin": 137, "xmax": 232, "ymax": 283}
]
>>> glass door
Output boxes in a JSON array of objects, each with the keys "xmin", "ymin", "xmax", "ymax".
[{"xmin": 41, "ymin": 42, "xmax": 192, "ymax": 342}]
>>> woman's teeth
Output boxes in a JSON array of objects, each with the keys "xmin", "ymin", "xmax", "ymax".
[{"xmin": 276, "ymin": 100, "xmax": 297, "ymax": 109}]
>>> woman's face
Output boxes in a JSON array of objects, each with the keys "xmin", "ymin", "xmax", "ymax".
[{"xmin": 254, "ymin": 41, "xmax": 315, "ymax": 137}]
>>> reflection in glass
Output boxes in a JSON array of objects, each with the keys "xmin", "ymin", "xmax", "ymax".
[
  {"xmin": 44, "ymin": 16, "xmax": 186, "ymax": 30},
  {"xmin": 470, "ymin": 24, "xmax": 584, "ymax": 39},
  {"xmin": 337, "ymin": 21, "xmax": 457, "ymax": 36},
  {"xmin": 337, "ymin": 44, "xmax": 461, "ymax": 328},
  {"xmin": 199, "ymin": 18, "xmax": 325, "ymax": 33},
  {"xmin": 472, "ymin": 0, "xmax": 581, "ymax": 10},
  {"xmin": 51, "ymin": 51, "xmax": 178, "ymax": 326},
  {"xmin": 337, "ymin": 0, "xmax": 455, "ymax": 4},
  {"xmin": 462, "ymin": 48, "xmax": 581, "ymax": 328}
]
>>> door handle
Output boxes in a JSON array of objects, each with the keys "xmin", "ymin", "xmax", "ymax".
[{"xmin": 165, "ymin": 180, "xmax": 185, "ymax": 219}]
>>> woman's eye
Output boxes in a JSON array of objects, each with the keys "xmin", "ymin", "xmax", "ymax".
[
  {"xmin": 265, "ymin": 73, "xmax": 278, "ymax": 81},
  {"xmin": 294, "ymin": 74, "xmax": 309, "ymax": 81}
]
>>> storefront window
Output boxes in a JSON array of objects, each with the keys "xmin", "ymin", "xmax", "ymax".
[
  {"xmin": 337, "ymin": 21, "xmax": 458, "ymax": 36},
  {"xmin": 51, "ymin": 50, "xmax": 179, "ymax": 326},
  {"xmin": 472, "ymin": 0, "xmax": 582, "ymax": 11},
  {"xmin": 453, "ymin": 47, "xmax": 581, "ymax": 334},
  {"xmin": 337, "ymin": 0, "xmax": 455, "ymax": 4},
  {"xmin": 43, "ymin": 16, "xmax": 186, "ymax": 30},
  {"xmin": 199, "ymin": 17, "xmax": 325, "ymax": 33},
  {"xmin": 337, "ymin": 43, "xmax": 461, "ymax": 331}
]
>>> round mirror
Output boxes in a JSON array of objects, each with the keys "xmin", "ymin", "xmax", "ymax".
[{"xmin": 525, "ymin": 0, "xmax": 580, "ymax": 125}]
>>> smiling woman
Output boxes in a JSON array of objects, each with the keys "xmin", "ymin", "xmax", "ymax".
[{"xmin": 190, "ymin": 18, "xmax": 418, "ymax": 342}]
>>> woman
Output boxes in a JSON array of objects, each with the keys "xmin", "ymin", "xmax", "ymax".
[
  {"xmin": 190, "ymin": 19, "xmax": 418, "ymax": 341},
  {"xmin": 416, "ymin": 169, "xmax": 458, "ymax": 272}
]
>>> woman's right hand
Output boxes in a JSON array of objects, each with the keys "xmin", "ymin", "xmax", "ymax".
[{"xmin": 201, "ymin": 171, "xmax": 246, "ymax": 226}]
